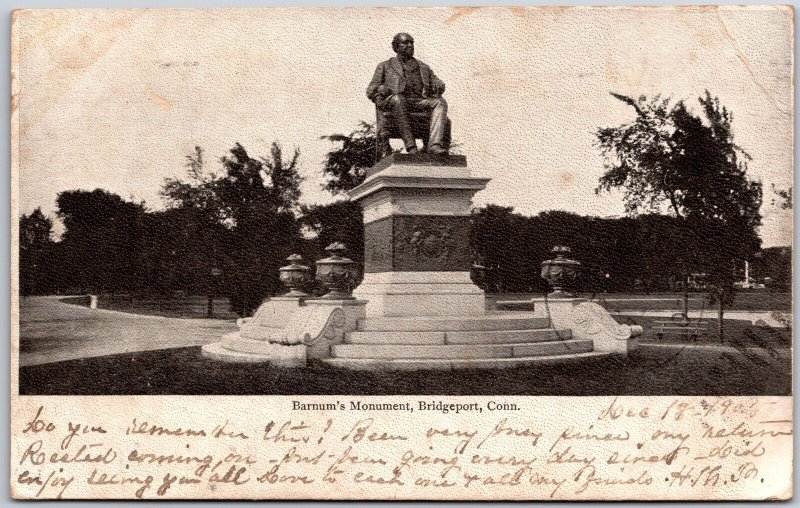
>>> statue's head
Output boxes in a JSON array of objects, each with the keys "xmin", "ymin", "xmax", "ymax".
[{"xmin": 392, "ymin": 33, "xmax": 414, "ymax": 59}]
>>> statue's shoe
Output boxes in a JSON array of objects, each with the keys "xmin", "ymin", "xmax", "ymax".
[{"xmin": 427, "ymin": 145, "xmax": 448, "ymax": 155}]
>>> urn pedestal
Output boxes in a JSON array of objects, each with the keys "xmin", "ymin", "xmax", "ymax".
[
  {"xmin": 540, "ymin": 245, "xmax": 581, "ymax": 297},
  {"xmin": 348, "ymin": 153, "xmax": 490, "ymax": 317}
]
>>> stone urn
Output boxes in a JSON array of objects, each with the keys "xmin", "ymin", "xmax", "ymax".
[
  {"xmin": 541, "ymin": 246, "xmax": 581, "ymax": 297},
  {"xmin": 315, "ymin": 242, "xmax": 359, "ymax": 300},
  {"xmin": 279, "ymin": 254, "xmax": 311, "ymax": 297}
]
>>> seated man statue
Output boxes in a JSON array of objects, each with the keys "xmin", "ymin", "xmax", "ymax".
[{"xmin": 367, "ymin": 33, "xmax": 450, "ymax": 158}]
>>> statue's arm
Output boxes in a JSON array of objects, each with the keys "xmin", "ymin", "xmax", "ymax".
[{"xmin": 366, "ymin": 63, "xmax": 386, "ymax": 102}]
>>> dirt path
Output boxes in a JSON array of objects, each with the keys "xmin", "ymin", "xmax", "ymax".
[{"xmin": 18, "ymin": 296, "xmax": 238, "ymax": 367}]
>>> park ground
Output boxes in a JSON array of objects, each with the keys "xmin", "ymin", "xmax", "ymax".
[
  {"xmin": 17, "ymin": 294, "xmax": 792, "ymax": 396},
  {"xmin": 60, "ymin": 291, "xmax": 791, "ymax": 320}
]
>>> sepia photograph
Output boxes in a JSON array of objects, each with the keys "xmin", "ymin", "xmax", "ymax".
[
  {"xmin": 15, "ymin": 7, "xmax": 792, "ymax": 396},
  {"xmin": 10, "ymin": 6, "xmax": 793, "ymax": 501}
]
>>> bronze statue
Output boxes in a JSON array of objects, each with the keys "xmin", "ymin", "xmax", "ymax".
[{"xmin": 367, "ymin": 33, "xmax": 451, "ymax": 158}]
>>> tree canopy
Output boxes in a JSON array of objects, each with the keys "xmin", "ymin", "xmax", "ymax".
[
  {"xmin": 20, "ymin": 208, "xmax": 52, "ymax": 252},
  {"xmin": 299, "ymin": 201, "xmax": 364, "ymax": 263},
  {"xmin": 595, "ymin": 91, "xmax": 764, "ymax": 338},
  {"xmin": 771, "ymin": 184, "xmax": 792, "ymax": 210},
  {"xmin": 56, "ymin": 189, "xmax": 146, "ymax": 293},
  {"xmin": 596, "ymin": 92, "xmax": 762, "ymax": 228},
  {"xmin": 161, "ymin": 142, "xmax": 304, "ymax": 316},
  {"xmin": 163, "ymin": 142, "xmax": 303, "ymax": 226},
  {"xmin": 320, "ymin": 122, "xmax": 377, "ymax": 195},
  {"xmin": 19, "ymin": 208, "xmax": 54, "ymax": 296}
]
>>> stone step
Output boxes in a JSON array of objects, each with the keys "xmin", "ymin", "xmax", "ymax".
[
  {"xmin": 323, "ymin": 351, "xmax": 610, "ymax": 371},
  {"xmin": 357, "ymin": 313, "xmax": 549, "ymax": 332},
  {"xmin": 331, "ymin": 339, "xmax": 593, "ymax": 360},
  {"xmin": 346, "ymin": 328, "xmax": 572, "ymax": 345}
]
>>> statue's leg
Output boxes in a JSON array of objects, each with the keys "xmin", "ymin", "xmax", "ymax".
[
  {"xmin": 413, "ymin": 97, "xmax": 448, "ymax": 154},
  {"xmin": 385, "ymin": 95, "xmax": 416, "ymax": 152}
]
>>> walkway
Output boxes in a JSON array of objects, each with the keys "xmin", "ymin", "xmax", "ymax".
[{"xmin": 18, "ymin": 296, "xmax": 238, "ymax": 367}]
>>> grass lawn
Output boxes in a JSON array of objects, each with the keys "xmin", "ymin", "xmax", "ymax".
[
  {"xmin": 618, "ymin": 317, "xmax": 791, "ymax": 346},
  {"xmin": 19, "ymin": 343, "xmax": 791, "ymax": 396}
]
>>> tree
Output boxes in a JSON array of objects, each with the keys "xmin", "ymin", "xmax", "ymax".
[
  {"xmin": 56, "ymin": 189, "xmax": 146, "ymax": 294},
  {"xmin": 263, "ymin": 143, "xmax": 303, "ymax": 212},
  {"xmin": 470, "ymin": 205, "xmax": 541, "ymax": 293},
  {"xmin": 162, "ymin": 142, "xmax": 304, "ymax": 317},
  {"xmin": 215, "ymin": 142, "xmax": 302, "ymax": 220},
  {"xmin": 296, "ymin": 122, "xmax": 379, "ymax": 287},
  {"xmin": 751, "ymin": 246, "xmax": 791, "ymax": 289},
  {"xmin": 164, "ymin": 143, "xmax": 303, "ymax": 223},
  {"xmin": 771, "ymin": 184, "xmax": 792, "ymax": 210},
  {"xmin": 19, "ymin": 208, "xmax": 54, "ymax": 296},
  {"xmin": 138, "ymin": 207, "xmax": 227, "ymax": 298},
  {"xmin": 630, "ymin": 214, "xmax": 688, "ymax": 291},
  {"xmin": 300, "ymin": 201, "xmax": 364, "ymax": 263},
  {"xmin": 162, "ymin": 147, "xmax": 221, "ymax": 221},
  {"xmin": 596, "ymin": 91, "xmax": 763, "ymax": 340},
  {"xmin": 320, "ymin": 122, "xmax": 378, "ymax": 195}
]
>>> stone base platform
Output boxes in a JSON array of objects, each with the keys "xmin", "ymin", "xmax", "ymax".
[
  {"xmin": 347, "ymin": 326, "xmax": 567, "ymax": 345},
  {"xmin": 201, "ymin": 303, "xmax": 610, "ymax": 370},
  {"xmin": 199, "ymin": 293, "xmax": 641, "ymax": 369},
  {"xmin": 324, "ymin": 351, "xmax": 611, "ymax": 371},
  {"xmin": 353, "ymin": 272, "xmax": 485, "ymax": 318},
  {"xmin": 321, "ymin": 311, "xmax": 607, "ymax": 370},
  {"xmin": 332, "ymin": 338, "xmax": 593, "ymax": 359},
  {"xmin": 357, "ymin": 313, "xmax": 550, "ymax": 331}
]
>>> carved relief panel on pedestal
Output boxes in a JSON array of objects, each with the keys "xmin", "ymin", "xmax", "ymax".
[{"xmin": 364, "ymin": 215, "xmax": 471, "ymax": 272}]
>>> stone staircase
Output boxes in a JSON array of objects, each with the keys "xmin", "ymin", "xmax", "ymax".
[{"xmin": 323, "ymin": 312, "xmax": 609, "ymax": 370}]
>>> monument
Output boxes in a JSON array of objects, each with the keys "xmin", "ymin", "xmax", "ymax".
[
  {"xmin": 368, "ymin": 32, "xmax": 451, "ymax": 160},
  {"xmin": 202, "ymin": 33, "xmax": 641, "ymax": 368},
  {"xmin": 349, "ymin": 153, "xmax": 487, "ymax": 318}
]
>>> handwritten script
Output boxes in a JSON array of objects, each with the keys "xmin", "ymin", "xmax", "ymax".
[{"xmin": 11, "ymin": 396, "xmax": 792, "ymax": 500}]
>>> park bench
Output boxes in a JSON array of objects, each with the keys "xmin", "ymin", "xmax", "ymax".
[{"xmin": 652, "ymin": 318, "xmax": 708, "ymax": 342}]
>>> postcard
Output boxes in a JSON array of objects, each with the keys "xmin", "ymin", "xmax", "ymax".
[{"xmin": 11, "ymin": 6, "xmax": 793, "ymax": 500}]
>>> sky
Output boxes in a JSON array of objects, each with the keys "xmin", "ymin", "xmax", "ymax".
[{"xmin": 14, "ymin": 7, "xmax": 793, "ymax": 246}]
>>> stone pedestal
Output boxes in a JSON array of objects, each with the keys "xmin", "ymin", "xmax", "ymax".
[
  {"xmin": 348, "ymin": 154, "xmax": 490, "ymax": 317},
  {"xmin": 284, "ymin": 299, "xmax": 367, "ymax": 359},
  {"xmin": 238, "ymin": 296, "xmax": 303, "ymax": 342},
  {"xmin": 201, "ymin": 297, "xmax": 366, "ymax": 365},
  {"xmin": 529, "ymin": 297, "xmax": 642, "ymax": 354},
  {"xmin": 354, "ymin": 271, "xmax": 484, "ymax": 317}
]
